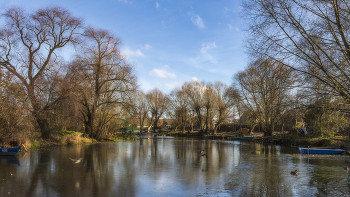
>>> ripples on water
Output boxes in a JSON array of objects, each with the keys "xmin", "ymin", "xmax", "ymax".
[{"xmin": 1, "ymin": 137, "xmax": 350, "ymax": 197}]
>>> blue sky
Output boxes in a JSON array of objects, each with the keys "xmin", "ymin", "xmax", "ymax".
[{"xmin": 1, "ymin": 0, "xmax": 247, "ymax": 94}]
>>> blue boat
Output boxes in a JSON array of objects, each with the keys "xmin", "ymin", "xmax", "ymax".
[
  {"xmin": 299, "ymin": 148, "xmax": 345, "ymax": 154},
  {"xmin": 0, "ymin": 146, "xmax": 21, "ymax": 156},
  {"xmin": 230, "ymin": 136, "xmax": 254, "ymax": 141}
]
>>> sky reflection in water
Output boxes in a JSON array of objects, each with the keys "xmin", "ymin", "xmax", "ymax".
[{"xmin": 1, "ymin": 138, "xmax": 350, "ymax": 196}]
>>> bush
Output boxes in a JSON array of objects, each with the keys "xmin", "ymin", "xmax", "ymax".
[
  {"xmin": 30, "ymin": 140, "xmax": 40, "ymax": 148},
  {"xmin": 58, "ymin": 131, "xmax": 92, "ymax": 145}
]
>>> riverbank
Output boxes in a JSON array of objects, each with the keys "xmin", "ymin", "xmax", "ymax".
[
  {"xmin": 3, "ymin": 130, "xmax": 96, "ymax": 152},
  {"xmin": 161, "ymin": 130, "xmax": 350, "ymax": 149},
  {"xmin": 5, "ymin": 129, "xmax": 350, "ymax": 152}
]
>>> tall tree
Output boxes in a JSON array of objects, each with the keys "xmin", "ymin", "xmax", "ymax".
[
  {"xmin": 203, "ymin": 82, "xmax": 215, "ymax": 133},
  {"xmin": 235, "ymin": 59, "xmax": 294, "ymax": 136},
  {"xmin": 183, "ymin": 81, "xmax": 205, "ymax": 132},
  {"xmin": 70, "ymin": 28, "xmax": 137, "ymax": 139},
  {"xmin": 0, "ymin": 69, "xmax": 31, "ymax": 145},
  {"xmin": 212, "ymin": 82, "xmax": 238, "ymax": 134},
  {"xmin": 146, "ymin": 88, "xmax": 168, "ymax": 132},
  {"xmin": 243, "ymin": 0, "xmax": 350, "ymax": 103},
  {"xmin": 168, "ymin": 88, "xmax": 189, "ymax": 133},
  {"xmin": 128, "ymin": 92, "xmax": 148, "ymax": 134},
  {"xmin": 0, "ymin": 7, "xmax": 82, "ymax": 138}
]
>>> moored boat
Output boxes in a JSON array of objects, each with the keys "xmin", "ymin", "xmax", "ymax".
[
  {"xmin": 230, "ymin": 136, "xmax": 254, "ymax": 141},
  {"xmin": 0, "ymin": 146, "xmax": 21, "ymax": 156},
  {"xmin": 299, "ymin": 148, "xmax": 345, "ymax": 154}
]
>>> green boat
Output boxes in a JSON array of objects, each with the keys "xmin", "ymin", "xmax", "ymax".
[{"xmin": 230, "ymin": 136, "xmax": 254, "ymax": 141}]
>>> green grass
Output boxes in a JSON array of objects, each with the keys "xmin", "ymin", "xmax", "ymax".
[{"xmin": 30, "ymin": 140, "xmax": 40, "ymax": 148}]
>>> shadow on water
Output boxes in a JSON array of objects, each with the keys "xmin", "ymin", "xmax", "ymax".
[
  {"xmin": 0, "ymin": 156, "xmax": 19, "ymax": 166},
  {"xmin": 0, "ymin": 139, "xmax": 350, "ymax": 196}
]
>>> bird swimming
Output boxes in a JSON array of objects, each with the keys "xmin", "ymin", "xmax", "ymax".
[
  {"xmin": 291, "ymin": 170, "xmax": 298, "ymax": 175},
  {"xmin": 69, "ymin": 158, "xmax": 83, "ymax": 164}
]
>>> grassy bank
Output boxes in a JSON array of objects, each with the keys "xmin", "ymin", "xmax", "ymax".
[
  {"xmin": 294, "ymin": 136, "xmax": 350, "ymax": 148},
  {"xmin": 6, "ymin": 130, "xmax": 96, "ymax": 152},
  {"xmin": 268, "ymin": 133, "xmax": 350, "ymax": 148},
  {"xmin": 54, "ymin": 130, "xmax": 94, "ymax": 145}
]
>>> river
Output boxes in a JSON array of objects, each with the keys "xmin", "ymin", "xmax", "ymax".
[{"xmin": 1, "ymin": 137, "xmax": 350, "ymax": 196}]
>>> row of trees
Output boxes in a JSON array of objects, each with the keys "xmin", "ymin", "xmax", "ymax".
[
  {"xmin": 1, "ymin": 3, "xmax": 350, "ymax": 143},
  {"xmin": 0, "ymin": 7, "xmax": 137, "ymax": 142},
  {"xmin": 129, "ymin": 0, "xmax": 350, "ymax": 137},
  {"xmin": 127, "ymin": 81, "xmax": 239, "ymax": 135},
  {"xmin": 0, "ymin": 6, "xmax": 241, "ymax": 142}
]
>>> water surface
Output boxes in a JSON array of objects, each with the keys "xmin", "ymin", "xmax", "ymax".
[{"xmin": 1, "ymin": 137, "xmax": 350, "ymax": 196}]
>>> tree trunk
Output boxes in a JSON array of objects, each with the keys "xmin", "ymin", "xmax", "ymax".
[
  {"xmin": 35, "ymin": 113, "xmax": 51, "ymax": 139},
  {"xmin": 85, "ymin": 123, "xmax": 93, "ymax": 138},
  {"xmin": 140, "ymin": 123, "xmax": 144, "ymax": 136},
  {"xmin": 29, "ymin": 89, "xmax": 51, "ymax": 139},
  {"xmin": 213, "ymin": 124, "xmax": 219, "ymax": 135},
  {"xmin": 154, "ymin": 120, "xmax": 158, "ymax": 132},
  {"xmin": 205, "ymin": 108, "xmax": 209, "ymax": 133},
  {"xmin": 250, "ymin": 125, "xmax": 256, "ymax": 135},
  {"xmin": 181, "ymin": 113, "xmax": 186, "ymax": 134},
  {"xmin": 263, "ymin": 125, "xmax": 273, "ymax": 136}
]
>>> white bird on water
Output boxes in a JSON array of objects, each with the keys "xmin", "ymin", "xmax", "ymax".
[{"xmin": 69, "ymin": 158, "xmax": 83, "ymax": 164}]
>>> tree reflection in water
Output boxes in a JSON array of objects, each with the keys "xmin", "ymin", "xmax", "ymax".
[{"xmin": 0, "ymin": 139, "xmax": 349, "ymax": 196}]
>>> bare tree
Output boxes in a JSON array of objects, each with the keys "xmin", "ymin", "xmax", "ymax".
[
  {"xmin": 212, "ymin": 82, "xmax": 239, "ymax": 134},
  {"xmin": 182, "ymin": 81, "xmax": 205, "ymax": 132},
  {"xmin": 0, "ymin": 7, "xmax": 82, "ymax": 138},
  {"xmin": 243, "ymin": 0, "xmax": 350, "ymax": 103},
  {"xmin": 146, "ymin": 88, "xmax": 168, "ymax": 132},
  {"xmin": 203, "ymin": 82, "xmax": 215, "ymax": 133},
  {"xmin": 235, "ymin": 59, "xmax": 294, "ymax": 136},
  {"xmin": 168, "ymin": 88, "xmax": 189, "ymax": 133},
  {"xmin": 128, "ymin": 92, "xmax": 148, "ymax": 134},
  {"xmin": 0, "ymin": 69, "xmax": 32, "ymax": 145},
  {"xmin": 70, "ymin": 28, "xmax": 137, "ymax": 139}
]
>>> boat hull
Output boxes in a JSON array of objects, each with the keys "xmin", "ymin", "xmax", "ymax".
[
  {"xmin": 0, "ymin": 146, "xmax": 21, "ymax": 156},
  {"xmin": 299, "ymin": 148, "xmax": 345, "ymax": 154},
  {"xmin": 230, "ymin": 136, "xmax": 254, "ymax": 141}
]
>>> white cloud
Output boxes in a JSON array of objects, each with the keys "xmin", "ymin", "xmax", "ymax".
[
  {"xmin": 143, "ymin": 44, "xmax": 152, "ymax": 50},
  {"xmin": 201, "ymin": 42, "xmax": 217, "ymax": 54},
  {"xmin": 192, "ymin": 42, "xmax": 217, "ymax": 64},
  {"xmin": 188, "ymin": 42, "xmax": 218, "ymax": 65},
  {"xmin": 118, "ymin": 0, "xmax": 132, "ymax": 4},
  {"xmin": 189, "ymin": 13, "xmax": 205, "ymax": 29},
  {"xmin": 192, "ymin": 77, "xmax": 198, "ymax": 82},
  {"xmin": 165, "ymin": 81, "xmax": 181, "ymax": 89},
  {"xmin": 224, "ymin": 7, "xmax": 230, "ymax": 17},
  {"xmin": 227, "ymin": 24, "xmax": 239, "ymax": 31},
  {"xmin": 156, "ymin": 2, "xmax": 159, "ymax": 8},
  {"xmin": 224, "ymin": 7, "xmax": 229, "ymax": 13},
  {"xmin": 122, "ymin": 47, "xmax": 145, "ymax": 57},
  {"xmin": 149, "ymin": 65, "xmax": 176, "ymax": 78}
]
